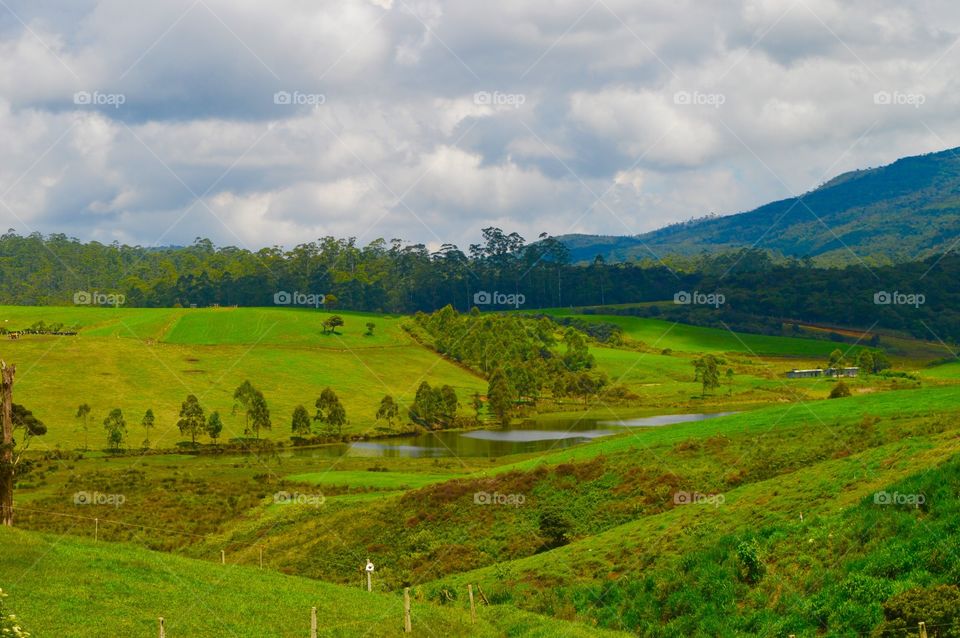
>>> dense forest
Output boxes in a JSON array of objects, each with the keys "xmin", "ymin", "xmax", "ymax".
[{"xmin": 1, "ymin": 228, "xmax": 958, "ymax": 343}]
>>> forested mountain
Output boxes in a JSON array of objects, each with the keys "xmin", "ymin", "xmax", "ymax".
[{"xmin": 560, "ymin": 147, "xmax": 960, "ymax": 264}]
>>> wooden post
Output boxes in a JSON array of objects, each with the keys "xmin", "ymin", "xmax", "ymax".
[
  {"xmin": 158, "ymin": 617, "xmax": 165, "ymax": 638},
  {"xmin": 468, "ymin": 584, "xmax": 476, "ymax": 623},
  {"xmin": 310, "ymin": 606, "xmax": 317, "ymax": 638},
  {"xmin": 403, "ymin": 587, "xmax": 412, "ymax": 633},
  {"xmin": 919, "ymin": 621, "xmax": 928, "ymax": 638},
  {"xmin": 95, "ymin": 518, "xmax": 99, "ymax": 542},
  {"xmin": 476, "ymin": 584, "xmax": 489, "ymax": 606},
  {"xmin": 221, "ymin": 549, "xmax": 225, "ymax": 565},
  {"xmin": 0, "ymin": 362, "xmax": 15, "ymax": 527}
]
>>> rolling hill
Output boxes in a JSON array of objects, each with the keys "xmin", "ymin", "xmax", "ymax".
[
  {"xmin": 0, "ymin": 528, "xmax": 628, "ymax": 637},
  {"xmin": 560, "ymin": 146, "xmax": 960, "ymax": 264}
]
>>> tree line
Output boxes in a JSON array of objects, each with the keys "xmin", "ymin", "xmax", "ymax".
[{"xmin": 2, "ymin": 229, "xmax": 958, "ymax": 343}]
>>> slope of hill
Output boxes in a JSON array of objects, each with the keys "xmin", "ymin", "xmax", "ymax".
[
  {"xmin": 0, "ymin": 306, "xmax": 487, "ymax": 448},
  {"xmin": 561, "ymin": 147, "xmax": 960, "ymax": 263},
  {"xmin": 0, "ymin": 528, "xmax": 627, "ymax": 637},
  {"xmin": 429, "ymin": 408, "xmax": 960, "ymax": 636}
]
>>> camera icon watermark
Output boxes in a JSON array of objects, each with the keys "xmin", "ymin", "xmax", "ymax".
[
  {"xmin": 473, "ymin": 290, "xmax": 525, "ymax": 308},
  {"xmin": 473, "ymin": 91, "xmax": 526, "ymax": 109},
  {"xmin": 73, "ymin": 290, "xmax": 125, "ymax": 306},
  {"xmin": 673, "ymin": 90, "xmax": 725, "ymax": 108},
  {"xmin": 273, "ymin": 290, "xmax": 325, "ymax": 308},
  {"xmin": 673, "ymin": 490, "xmax": 725, "ymax": 507},
  {"xmin": 673, "ymin": 290, "xmax": 725, "ymax": 308},
  {"xmin": 473, "ymin": 491, "xmax": 526, "ymax": 507},
  {"xmin": 273, "ymin": 91, "xmax": 326, "ymax": 107},
  {"xmin": 873, "ymin": 90, "xmax": 925, "ymax": 108},
  {"xmin": 874, "ymin": 491, "xmax": 925, "ymax": 506},
  {"xmin": 73, "ymin": 491, "xmax": 126, "ymax": 508},
  {"xmin": 74, "ymin": 90, "xmax": 126, "ymax": 109},
  {"xmin": 873, "ymin": 290, "xmax": 924, "ymax": 308},
  {"xmin": 273, "ymin": 491, "xmax": 325, "ymax": 507}
]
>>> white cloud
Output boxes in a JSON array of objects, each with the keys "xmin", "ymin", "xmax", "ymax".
[{"xmin": 0, "ymin": 0, "xmax": 958, "ymax": 248}]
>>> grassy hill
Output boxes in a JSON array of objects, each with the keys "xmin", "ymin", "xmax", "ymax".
[
  {"xmin": 559, "ymin": 146, "xmax": 960, "ymax": 264},
  {"xmin": 13, "ymin": 382, "xmax": 959, "ymax": 636},
  {"xmin": 5, "ymin": 305, "xmax": 959, "ymax": 636},
  {"xmin": 0, "ymin": 306, "xmax": 487, "ymax": 449},
  {"xmin": 2, "ymin": 304, "xmax": 903, "ymax": 450},
  {"xmin": 0, "ymin": 528, "xmax": 627, "ymax": 637}
]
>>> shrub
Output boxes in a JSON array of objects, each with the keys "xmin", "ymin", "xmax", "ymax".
[
  {"xmin": 830, "ymin": 381, "xmax": 852, "ymax": 398},
  {"xmin": 873, "ymin": 584, "xmax": 960, "ymax": 637},
  {"xmin": 736, "ymin": 539, "xmax": 765, "ymax": 584}
]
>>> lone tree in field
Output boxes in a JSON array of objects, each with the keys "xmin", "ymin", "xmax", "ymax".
[
  {"xmin": 75, "ymin": 403, "xmax": 92, "ymax": 451},
  {"xmin": 206, "ymin": 411, "xmax": 224, "ymax": 444},
  {"xmin": 1, "ymin": 361, "xmax": 47, "ymax": 527},
  {"xmin": 103, "ymin": 408, "xmax": 127, "ymax": 451},
  {"xmin": 365, "ymin": 322, "xmax": 375, "ymax": 336},
  {"xmin": 322, "ymin": 315, "xmax": 345, "ymax": 335},
  {"xmin": 141, "ymin": 408, "xmax": 155, "ymax": 449},
  {"xmin": 314, "ymin": 387, "xmax": 347, "ymax": 436},
  {"xmin": 693, "ymin": 354, "xmax": 722, "ymax": 398},
  {"xmin": 177, "ymin": 394, "xmax": 205, "ymax": 445},
  {"xmin": 291, "ymin": 405, "xmax": 311, "ymax": 436},
  {"xmin": 375, "ymin": 395, "xmax": 400, "ymax": 427}
]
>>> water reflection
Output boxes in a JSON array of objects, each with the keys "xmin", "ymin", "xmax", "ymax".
[{"xmin": 290, "ymin": 411, "xmax": 738, "ymax": 459}]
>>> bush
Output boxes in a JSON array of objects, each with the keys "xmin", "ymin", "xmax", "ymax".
[
  {"xmin": 873, "ymin": 584, "xmax": 960, "ymax": 637},
  {"xmin": 830, "ymin": 381, "xmax": 852, "ymax": 398},
  {"xmin": 736, "ymin": 539, "xmax": 765, "ymax": 584}
]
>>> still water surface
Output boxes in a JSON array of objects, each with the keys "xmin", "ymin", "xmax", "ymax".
[{"xmin": 291, "ymin": 411, "xmax": 738, "ymax": 459}]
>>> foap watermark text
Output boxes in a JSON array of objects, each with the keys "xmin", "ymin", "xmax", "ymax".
[
  {"xmin": 274, "ymin": 291, "xmax": 325, "ymax": 308},
  {"xmin": 474, "ymin": 491, "xmax": 526, "ymax": 506},
  {"xmin": 474, "ymin": 290, "xmax": 525, "ymax": 308},
  {"xmin": 674, "ymin": 290, "xmax": 725, "ymax": 308}
]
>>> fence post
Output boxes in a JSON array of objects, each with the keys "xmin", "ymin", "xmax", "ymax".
[
  {"xmin": 158, "ymin": 617, "xmax": 165, "ymax": 638},
  {"xmin": 310, "ymin": 606, "xmax": 317, "ymax": 638},
  {"xmin": 95, "ymin": 518, "xmax": 98, "ymax": 542},
  {"xmin": 468, "ymin": 584, "xmax": 476, "ymax": 623},
  {"xmin": 919, "ymin": 621, "xmax": 928, "ymax": 638},
  {"xmin": 221, "ymin": 549, "xmax": 225, "ymax": 565},
  {"xmin": 403, "ymin": 587, "xmax": 412, "ymax": 633}
]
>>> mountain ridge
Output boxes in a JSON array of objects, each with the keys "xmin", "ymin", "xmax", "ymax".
[{"xmin": 559, "ymin": 146, "xmax": 960, "ymax": 264}]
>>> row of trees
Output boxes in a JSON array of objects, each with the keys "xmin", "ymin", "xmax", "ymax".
[{"xmin": 4, "ymin": 229, "xmax": 959, "ymax": 343}]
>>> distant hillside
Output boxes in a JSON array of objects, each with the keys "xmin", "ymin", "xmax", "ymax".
[{"xmin": 561, "ymin": 147, "xmax": 960, "ymax": 263}]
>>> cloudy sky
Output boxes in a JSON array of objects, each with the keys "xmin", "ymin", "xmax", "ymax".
[{"xmin": 0, "ymin": 0, "xmax": 958, "ymax": 251}]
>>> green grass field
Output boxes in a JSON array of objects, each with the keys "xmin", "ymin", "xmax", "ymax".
[
  {"xmin": 4, "ymin": 304, "xmax": 960, "ymax": 636},
  {"xmin": 0, "ymin": 304, "xmax": 912, "ymax": 450},
  {"xmin": 0, "ymin": 528, "xmax": 627, "ymax": 637},
  {"xmin": 538, "ymin": 309, "xmax": 867, "ymax": 356},
  {"xmin": 0, "ymin": 306, "xmax": 487, "ymax": 448}
]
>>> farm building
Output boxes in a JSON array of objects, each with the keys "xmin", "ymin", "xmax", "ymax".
[
  {"xmin": 787, "ymin": 367, "xmax": 859, "ymax": 379},
  {"xmin": 825, "ymin": 367, "xmax": 859, "ymax": 378},
  {"xmin": 787, "ymin": 368, "xmax": 823, "ymax": 378}
]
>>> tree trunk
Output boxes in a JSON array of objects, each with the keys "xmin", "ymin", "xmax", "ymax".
[{"xmin": 1, "ymin": 361, "xmax": 16, "ymax": 527}]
